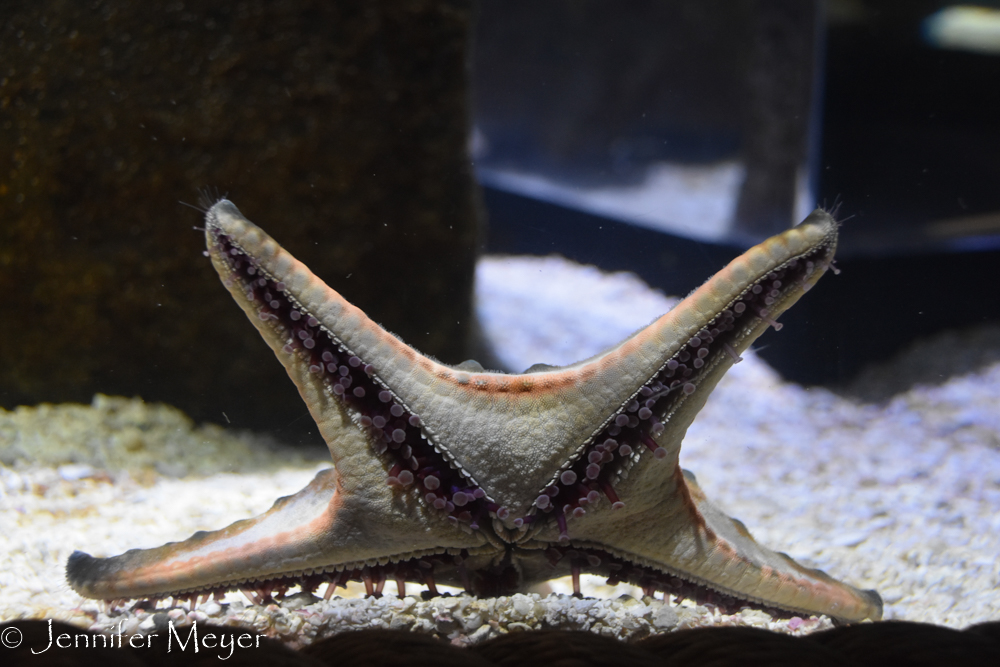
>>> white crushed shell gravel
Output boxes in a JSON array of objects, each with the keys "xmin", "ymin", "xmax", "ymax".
[{"xmin": 1, "ymin": 254, "xmax": 998, "ymax": 645}]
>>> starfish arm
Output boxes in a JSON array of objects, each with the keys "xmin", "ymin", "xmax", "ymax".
[
  {"xmin": 67, "ymin": 462, "xmax": 490, "ymax": 600},
  {"xmin": 533, "ymin": 464, "xmax": 881, "ymax": 622},
  {"xmin": 202, "ymin": 201, "xmax": 391, "ymax": 478},
  {"xmin": 200, "ymin": 202, "xmax": 537, "ymax": 528},
  {"xmin": 674, "ymin": 470, "xmax": 883, "ymax": 622}
]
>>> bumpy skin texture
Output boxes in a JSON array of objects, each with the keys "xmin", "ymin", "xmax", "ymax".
[{"xmin": 67, "ymin": 201, "xmax": 882, "ymax": 623}]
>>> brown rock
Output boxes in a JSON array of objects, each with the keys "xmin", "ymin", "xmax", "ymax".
[{"xmin": 0, "ymin": 0, "xmax": 481, "ymax": 438}]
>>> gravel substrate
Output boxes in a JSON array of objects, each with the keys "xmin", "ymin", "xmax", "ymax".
[{"xmin": 1, "ymin": 254, "xmax": 998, "ymax": 644}]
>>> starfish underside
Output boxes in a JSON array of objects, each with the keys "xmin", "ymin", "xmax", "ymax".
[{"xmin": 67, "ymin": 201, "xmax": 882, "ymax": 623}]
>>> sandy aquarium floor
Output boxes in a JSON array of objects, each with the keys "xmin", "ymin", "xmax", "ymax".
[{"xmin": 1, "ymin": 254, "xmax": 998, "ymax": 645}]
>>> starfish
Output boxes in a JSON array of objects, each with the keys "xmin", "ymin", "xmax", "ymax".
[{"xmin": 67, "ymin": 200, "xmax": 882, "ymax": 623}]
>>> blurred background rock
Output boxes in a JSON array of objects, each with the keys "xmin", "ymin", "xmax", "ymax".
[{"xmin": 0, "ymin": 0, "xmax": 482, "ymax": 439}]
